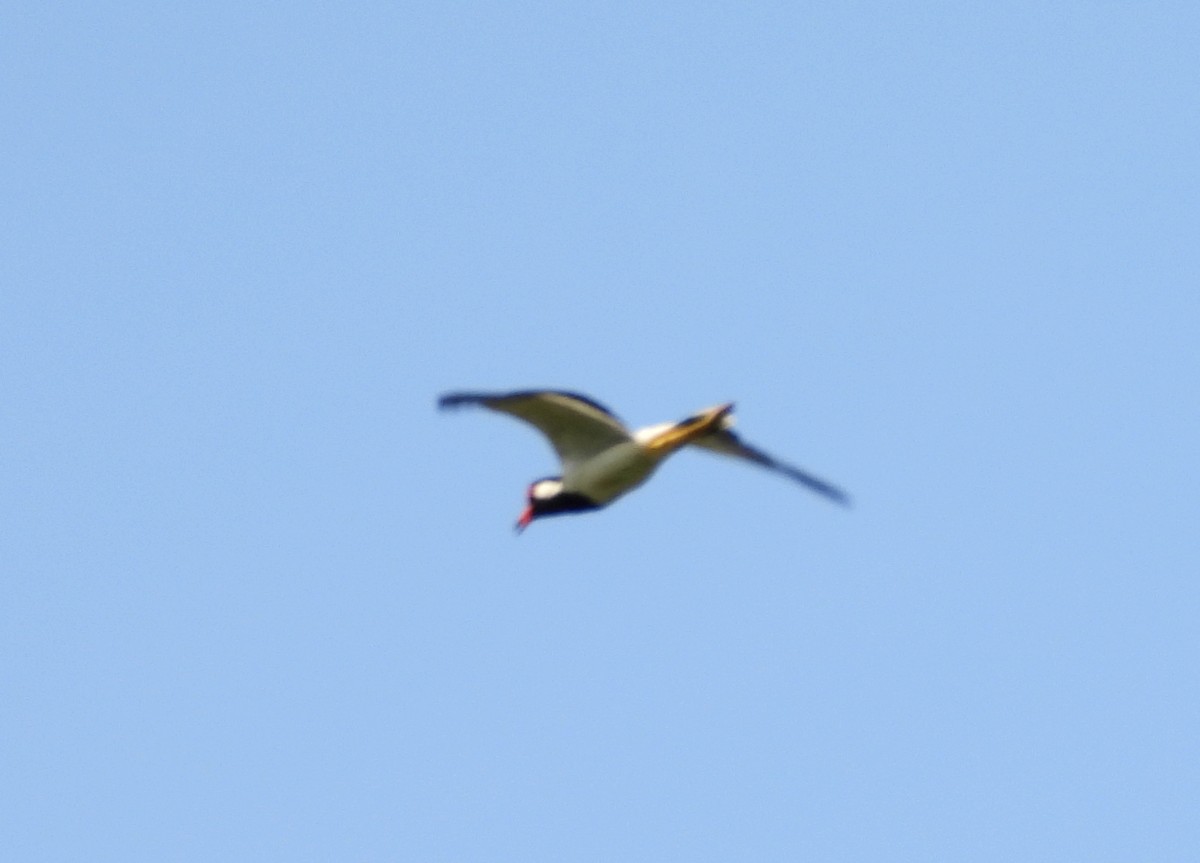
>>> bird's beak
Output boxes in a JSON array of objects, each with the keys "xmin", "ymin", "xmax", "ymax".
[{"xmin": 515, "ymin": 506, "xmax": 534, "ymax": 534}]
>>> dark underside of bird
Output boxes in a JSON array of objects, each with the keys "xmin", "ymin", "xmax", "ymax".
[{"xmin": 438, "ymin": 389, "xmax": 849, "ymax": 532}]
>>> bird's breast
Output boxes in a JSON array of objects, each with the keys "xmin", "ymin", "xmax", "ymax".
[{"xmin": 562, "ymin": 442, "xmax": 658, "ymax": 504}]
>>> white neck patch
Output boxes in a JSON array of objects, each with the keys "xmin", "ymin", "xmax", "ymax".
[{"xmin": 531, "ymin": 479, "xmax": 563, "ymax": 500}]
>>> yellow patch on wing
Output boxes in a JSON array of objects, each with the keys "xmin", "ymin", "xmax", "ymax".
[{"xmin": 641, "ymin": 403, "xmax": 735, "ymax": 455}]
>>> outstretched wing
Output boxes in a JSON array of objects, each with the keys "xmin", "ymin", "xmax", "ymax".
[
  {"xmin": 691, "ymin": 428, "xmax": 850, "ymax": 506},
  {"xmin": 438, "ymin": 390, "xmax": 632, "ymax": 473}
]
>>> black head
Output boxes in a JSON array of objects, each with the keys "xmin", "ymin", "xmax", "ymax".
[{"xmin": 515, "ymin": 478, "xmax": 601, "ymax": 533}]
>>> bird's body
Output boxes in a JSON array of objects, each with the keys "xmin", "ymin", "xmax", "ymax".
[
  {"xmin": 561, "ymin": 439, "xmax": 657, "ymax": 504},
  {"xmin": 438, "ymin": 389, "xmax": 848, "ymax": 531}
]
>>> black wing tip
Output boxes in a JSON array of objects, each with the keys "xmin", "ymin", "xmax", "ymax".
[
  {"xmin": 437, "ymin": 392, "xmax": 488, "ymax": 410},
  {"xmin": 798, "ymin": 475, "xmax": 852, "ymax": 508},
  {"xmin": 826, "ymin": 488, "xmax": 853, "ymax": 508}
]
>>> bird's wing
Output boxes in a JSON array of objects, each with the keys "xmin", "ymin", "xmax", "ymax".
[
  {"xmin": 690, "ymin": 428, "xmax": 850, "ymax": 506},
  {"xmin": 438, "ymin": 390, "xmax": 632, "ymax": 472}
]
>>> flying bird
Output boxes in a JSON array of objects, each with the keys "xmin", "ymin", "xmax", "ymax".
[{"xmin": 438, "ymin": 389, "xmax": 850, "ymax": 532}]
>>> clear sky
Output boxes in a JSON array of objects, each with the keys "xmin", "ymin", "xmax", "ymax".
[{"xmin": 4, "ymin": 3, "xmax": 1198, "ymax": 860}]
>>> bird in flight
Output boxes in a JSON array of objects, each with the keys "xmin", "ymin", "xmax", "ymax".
[{"xmin": 438, "ymin": 389, "xmax": 850, "ymax": 532}]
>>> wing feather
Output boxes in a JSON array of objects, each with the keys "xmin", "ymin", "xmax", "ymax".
[
  {"xmin": 691, "ymin": 428, "xmax": 850, "ymax": 506},
  {"xmin": 438, "ymin": 390, "xmax": 631, "ymax": 472}
]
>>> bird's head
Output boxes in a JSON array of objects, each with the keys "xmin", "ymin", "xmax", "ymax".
[
  {"xmin": 515, "ymin": 478, "xmax": 564, "ymax": 533},
  {"xmin": 515, "ymin": 478, "xmax": 600, "ymax": 534}
]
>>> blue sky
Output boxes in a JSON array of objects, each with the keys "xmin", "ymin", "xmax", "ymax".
[{"xmin": 4, "ymin": 3, "xmax": 1198, "ymax": 860}]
